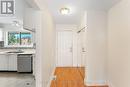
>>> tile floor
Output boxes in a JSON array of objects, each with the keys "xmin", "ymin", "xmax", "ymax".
[{"xmin": 0, "ymin": 72, "xmax": 35, "ymax": 87}]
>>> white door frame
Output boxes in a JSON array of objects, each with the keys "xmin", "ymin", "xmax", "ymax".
[{"xmin": 77, "ymin": 29, "xmax": 87, "ymax": 67}]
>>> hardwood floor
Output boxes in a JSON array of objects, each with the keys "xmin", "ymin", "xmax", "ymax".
[
  {"xmin": 50, "ymin": 67, "xmax": 85, "ymax": 87},
  {"xmin": 50, "ymin": 67, "xmax": 109, "ymax": 87}
]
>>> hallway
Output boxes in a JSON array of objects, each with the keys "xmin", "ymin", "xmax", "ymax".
[
  {"xmin": 24, "ymin": 0, "xmax": 130, "ymax": 87},
  {"xmin": 50, "ymin": 67, "xmax": 85, "ymax": 87}
]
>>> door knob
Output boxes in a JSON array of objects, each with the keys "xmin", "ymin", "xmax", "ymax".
[{"xmin": 82, "ymin": 48, "xmax": 86, "ymax": 52}]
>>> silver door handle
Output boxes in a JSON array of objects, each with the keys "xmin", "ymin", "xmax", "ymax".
[{"xmin": 82, "ymin": 48, "xmax": 86, "ymax": 52}]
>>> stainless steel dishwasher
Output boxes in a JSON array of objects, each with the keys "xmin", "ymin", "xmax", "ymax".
[{"xmin": 17, "ymin": 54, "xmax": 33, "ymax": 73}]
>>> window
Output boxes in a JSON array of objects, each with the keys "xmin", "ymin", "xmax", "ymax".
[
  {"xmin": 7, "ymin": 32, "xmax": 32, "ymax": 47},
  {"xmin": 20, "ymin": 32, "xmax": 32, "ymax": 45},
  {"xmin": 8, "ymin": 32, "xmax": 20, "ymax": 45}
]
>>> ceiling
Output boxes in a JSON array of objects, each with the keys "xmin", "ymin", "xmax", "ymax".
[{"xmin": 45, "ymin": 0, "xmax": 121, "ymax": 25}]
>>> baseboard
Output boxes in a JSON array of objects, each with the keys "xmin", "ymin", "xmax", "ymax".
[
  {"xmin": 84, "ymin": 77, "xmax": 87, "ymax": 85},
  {"xmin": 85, "ymin": 80, "xmax": 108, "ymax": 87},
  {"xmin": 107, "ymin": 80, "xmax": 115, "ymax": 87},
  {"xmin": 47, "ymin": 67, "xmax": 56, "ymax": 87},
  {"xmin": 85, "ymin": 80, "xmax": 115, "ymax": 87},
  {"xmin": 87, "ymin": 83, "xmax": 108, "ymax": 86},
  {"xmin": 87, "ymin": 84, "xmax": 108, "ymax": 87}
]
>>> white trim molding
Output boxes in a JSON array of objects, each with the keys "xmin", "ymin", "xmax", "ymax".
[
  {"xmin": 85, "ymin": 80, "xmax": 108, "ymax": 87},
  {"xmin": 107, "ymin": 80, "xmax": 115, "ymax": 87},
  {"xmin": 47, "ymin": 67, "xmax": 56, "ymax": 87},
  {"xmin": 87, "ymin": 84, "xmax": 108, "ymax": 87}
]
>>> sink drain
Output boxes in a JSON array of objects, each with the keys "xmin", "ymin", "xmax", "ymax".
[
  {"xmin": 26, "ymin": 82, "xmax": 30, "ymax": 85},
  {"xmin": 25, "ymin": 82, "xmax": 32, "ymax": 87}
]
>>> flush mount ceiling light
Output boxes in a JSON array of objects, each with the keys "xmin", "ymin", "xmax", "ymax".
[{"xmin": 60, "ymin": 8, "xmax": 70, "ymax": 15}]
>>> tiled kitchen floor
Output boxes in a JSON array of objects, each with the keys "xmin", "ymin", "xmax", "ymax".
[{"xmin": 0, "ymin": 72, "xmax": 35, "ymax": 87}]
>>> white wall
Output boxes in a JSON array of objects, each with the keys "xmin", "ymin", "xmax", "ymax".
[
  {"xmin": 35, "ymin": 10, "xmax": 56, "ymax": 87},
  {"xmin": 78, "ymin": 11, "xmax": 87, "ymax": 30},
  {"xmin": 108, "ymin": 0, "xmax": 130, "ymax": 87},
  {"xmin": 85, "ymin": 10, "xmax": 108, "ymax": 85},
  {"xmin": 41, "ymin": 11, "xmax": 56, "ymax": 87},
  {"xmin": 26, "ymin": 0, "xmax": 56, "ymax": 87},
  {"xmin": 35, "ymin": 9, "xmax": 56, "ymax": 87}
]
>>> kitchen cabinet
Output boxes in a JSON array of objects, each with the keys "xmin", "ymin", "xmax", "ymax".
[
  {"xmin": 0, "ymin": 55, "xmax": 8, "ymax": 71},
  {"xmin": 0, "ymin": 29, "xmax": 3, "ymax": 41},
  {"xmin": 0, "ymin": 53, "xmax": 34, "ymax": 72},
  {"xmin": 0, "ymin": 54, "xmax": 17, "ymax": 71},
  {"xmin": 23, "ymin": 8, "xmax": 36, "ymax": 31},
  {"xmin": 8, "ymin": 54, "xmax": 17, "ymax": 71}
]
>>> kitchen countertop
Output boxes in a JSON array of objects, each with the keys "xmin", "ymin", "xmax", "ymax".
[{"xmin": 0, "ymin": 50, "xmax": 35, "ymax": 55}]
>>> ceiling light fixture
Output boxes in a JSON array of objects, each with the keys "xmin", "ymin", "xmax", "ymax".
[{"xmin": 60, "ymin": 8, "xmax": 70, "ymax": 15}]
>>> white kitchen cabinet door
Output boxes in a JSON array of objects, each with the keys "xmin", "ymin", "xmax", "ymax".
[
  {"xmin": 8, "ymin": 54, "xmax": 17, "ymax": 71},
  {"xmin": 23, "ymin": 8, "xmax": 37, "ymax": 30},
  {"xmin": 0, "ymin": 29, "xmax": 3, "ymax": 41},
  {"xmin": 0, "ymin": 55, "xmax": 8, "ymax": 71}
]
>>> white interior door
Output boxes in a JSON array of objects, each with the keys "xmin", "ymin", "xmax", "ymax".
[{"xmin": 56, "ymin": 31, "xmax": 73, "ymax": 67}]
